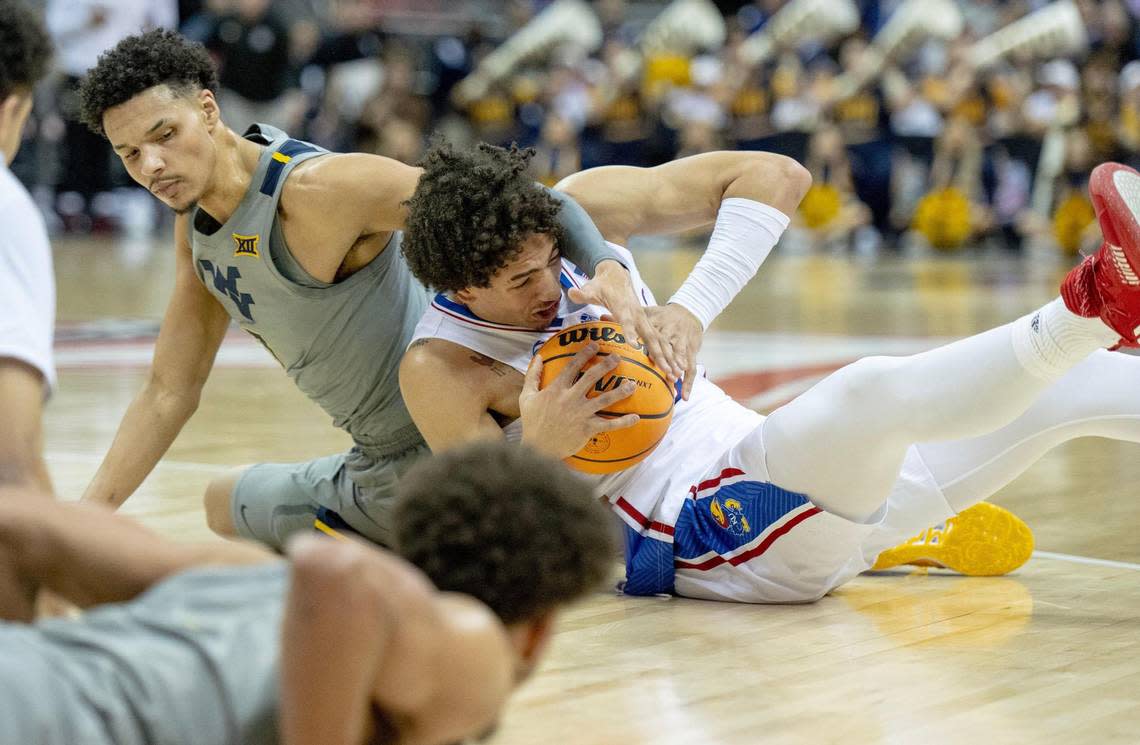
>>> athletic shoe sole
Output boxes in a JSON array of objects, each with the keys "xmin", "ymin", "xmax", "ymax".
[
  {"xmin": 870, "ymin": 502, "xmax": 1035, "ymax": 576},
  {"xmin": 1090, "ymin": 163, "xmax": 1140, "ymax": 288}
]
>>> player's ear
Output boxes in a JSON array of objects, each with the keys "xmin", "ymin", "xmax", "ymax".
[
  {"xmin": 0, "ymin": 91, "xmax": 24, "ymax": 124},
  {"xmin": 199, "ymin": 89, "xmax": 220, "ymax": 131},
  {"xmin": 454, "ymin": 287, "xmax": 477, "ymax": 304}
]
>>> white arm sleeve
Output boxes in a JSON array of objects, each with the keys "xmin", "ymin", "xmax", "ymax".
[{"xmin": 667, "ymin": 198, "xmax": 790, "ymax": 330}]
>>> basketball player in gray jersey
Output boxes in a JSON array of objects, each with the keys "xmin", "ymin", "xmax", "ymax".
[
  {"xmin": 0, "ymin": 441, "xmax": 614, "ymax": 745},
  {"xmin": 74, "ymin": 30, "xmax": 684, "ymax": 548}
]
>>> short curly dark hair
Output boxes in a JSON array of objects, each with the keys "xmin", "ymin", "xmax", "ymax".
[
  {"xmin": 393, "ymin": 441, "xmax": 616, "ymax": 625},
  {"xmin": 78, "ymin": 29, "xmax": 217, "ymax": 136},
  {"xmin": 0, "ymin": 0, "xmax": 51, "ymax": 100},
  {"xmin": 402, "ymin": 141, "xmax": 564, "ymax": 292}
]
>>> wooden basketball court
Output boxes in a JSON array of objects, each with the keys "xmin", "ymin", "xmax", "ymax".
[{"xmin": 46, "ymin": 234, "xmax": 1140, "ymax": 744}]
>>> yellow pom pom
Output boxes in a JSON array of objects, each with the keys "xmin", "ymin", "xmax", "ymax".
[
  {"xmin": 913, "ymin": 187, "xmax": 971, "ymax": 251},
  {"xmin": 799, "ymin": 183, "xmax": 842, "ymax": 229},
  {"xmin": 643, "ymin": 54, "xmax": 691, "ymax": 89},
  {"xmin": 1052, "ymin": 193, "xmax": 1095, "ymax": 256}
]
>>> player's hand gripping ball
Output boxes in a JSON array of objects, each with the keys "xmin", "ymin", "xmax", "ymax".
[{"xmin": 536, "ymin": 321, "xmax": 675, "ymax": 474}]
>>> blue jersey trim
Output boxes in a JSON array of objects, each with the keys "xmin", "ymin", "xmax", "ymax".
[{"xmin": 259, "ymin": 139, "xmax": 318, "ymax": 196}]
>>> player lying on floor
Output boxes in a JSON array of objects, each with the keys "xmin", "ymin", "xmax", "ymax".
[
  {"xmin": 396, "ymin": 143, "xmax": 1140, "ymax": 603},
  {"xmin": 0, "ymin": 441, "xmax": 614, "ymax": 745}
]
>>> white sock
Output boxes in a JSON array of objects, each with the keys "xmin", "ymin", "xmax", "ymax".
[{"xmin": 1010, "ymin": 298, "xmax": 1118, "ymax": 380}]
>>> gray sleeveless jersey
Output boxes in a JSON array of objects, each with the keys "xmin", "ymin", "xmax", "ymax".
[
  {"xmin": 190, "ymin": 124, "xmax": 427, "ymax": 455},
  {"xmin": 0, "ymin": 563, "xmax": 286, "ymax": 745}
]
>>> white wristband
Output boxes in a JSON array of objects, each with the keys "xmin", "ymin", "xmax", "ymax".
[{"xmin": 667, "ymin": 198, "xmax": 790, "ymax": 329}]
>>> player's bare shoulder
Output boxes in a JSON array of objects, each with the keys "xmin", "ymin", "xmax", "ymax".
[
  {"xmin": 276, "ymin": 152, "xmax": 357, "ymax": 219},
  {"xmin": 403, "ymin": 337, "xmax": 488, "ymax": 379},
  {"xmin": 404, "ymin": 338, "xmax": 517, "ymax": 381},
  {"xmin": 401, "ymin": 593, "xmax": 514, "ymax": 745},
  {"xmin": 279, "ymin": 151, "xmax": 421, "ymax": 229}
]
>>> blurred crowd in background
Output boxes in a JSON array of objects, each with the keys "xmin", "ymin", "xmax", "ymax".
[{"xmin": 11, "ymin": 0, "xmax": 1140, "ymax": 255}]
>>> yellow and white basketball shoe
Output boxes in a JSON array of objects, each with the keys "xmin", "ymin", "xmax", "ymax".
[{"xmin": 870, "ymin": 503, "xmax": 1034, "ymax": 576}]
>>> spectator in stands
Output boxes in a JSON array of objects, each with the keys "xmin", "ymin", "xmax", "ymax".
[
  {"xmin": 531, "ymin": 112, "xmax": 581, "ymax": 186},
  {"xmin": 912, "ymin": 116, "xmax": 993, "ymax": 251},
  {"xmin": 797, "ymin": 122, "xmax": 874, "ymax": 252},
  {"xmin": 46, "ymin": 0, "xmax": 176, "ymax": 232},
  {"xmin": 1118, "ymin": 59, "xmax": 1140, "ymax": 164},
  {"xmin": 203, "ymin": 0, "xmax": 305, "ymax": 132}
]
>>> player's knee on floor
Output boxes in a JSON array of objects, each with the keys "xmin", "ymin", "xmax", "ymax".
[{"xmin": 204, "ymin": 467, "xmax": 248, "ymax": 537}]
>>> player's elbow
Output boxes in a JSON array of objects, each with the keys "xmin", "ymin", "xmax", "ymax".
[
  {"xmin": 757, "ymin": 154, "xmax": 811, "ymax": 204},
  {"xmin": 781, "ymin": 156, "xmax": 813, "ymax": 201},
  {"xmin": 145, "ymin": 370, "xmax": 204, "ymax": 418},
  {"xmin": 728, "ymin": 153, "xmax": 810, "ymax": 214},
  {"xmin": 552, "ymin": 171, "xmax": 584, "ymax": 197}
]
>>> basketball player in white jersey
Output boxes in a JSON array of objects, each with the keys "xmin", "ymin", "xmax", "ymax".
[
  {"xmin": 0, "ymin": 0, "xmax": 55, "ymax": 499},
  {"xmin": 398, "ymin": 142, "xmax": 1140, "ymax": 603}
]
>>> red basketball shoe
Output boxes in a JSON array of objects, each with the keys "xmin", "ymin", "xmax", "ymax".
[{"xmin": 1062, "ymin": 162, "xmax": 1140, "ymax": 347}]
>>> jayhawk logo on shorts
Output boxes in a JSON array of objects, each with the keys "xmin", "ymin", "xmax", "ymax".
[
  {"xmin": 232, "ymin": 233, "xmax": 260, "ymax": 258},
  {"xmin": 710, "ymin": 496, "xmax": 751, "ymax": 536}
]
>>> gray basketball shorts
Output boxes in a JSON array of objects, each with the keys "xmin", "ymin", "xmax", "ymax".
[{"xmin": 231, "ymin": 442, "xmax": 430, "ymax": 550}]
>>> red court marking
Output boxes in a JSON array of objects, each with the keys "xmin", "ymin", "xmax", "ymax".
[{"xmin": 714, "ymin": 361, "xmax": 854, "ymax": 402}]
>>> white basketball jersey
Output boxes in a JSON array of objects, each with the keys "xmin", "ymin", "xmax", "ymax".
[{"xmin": 409, "ymin": 244, "xmax": 765, "ymax": 586}]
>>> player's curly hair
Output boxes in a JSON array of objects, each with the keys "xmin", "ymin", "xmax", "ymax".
[
  {"xmin": 0, "ymin": 0, "xmax": 52, "ymax": 100},
  {"xmin": 394, "ymin": 441, "xmax": 616, "ymax": 625},
  {"xmin": 402, "ymin": 140, "xmax": 564, "ymax": 292},
  {"xmin": 78, "ymin": 29, "xmax": 218, "ymax": 136}
]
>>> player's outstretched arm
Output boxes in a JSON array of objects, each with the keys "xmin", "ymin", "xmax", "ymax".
[
  {"xmin": 280, "ymin": 536, "xmax": 512, "ymax": 745},
  {"xmin": 0, "ymin": 495, "xmax": 271, "ymax": 621},
  {"xmin": 557, "ymin": 152, "xmax": 812, "ymax": 397},
  {"xmin": 555, "ymin": 151, "xmax": 810, "ymax": 247},
  {"xmin": 81, "ymin": 215, "xmax": 231, "ymax": 509}
]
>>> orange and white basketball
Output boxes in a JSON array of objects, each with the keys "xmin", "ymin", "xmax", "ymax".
[{"xmin": 536, "ymin": 321, "xmax": 674, "ymax": 474}]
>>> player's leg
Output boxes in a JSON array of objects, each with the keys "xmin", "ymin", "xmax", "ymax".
[
  {"xmin": 214, "ymin": 453, "xmax": 348, "ymax": 551},
  {"xmin": 865, "ymin": 350, "xmax": 1140, "ymax": 574},
  {"xmin": 330, "ymin": 444, "xmax": 431, "ymax": 548},
  {"xmin": 203, "ymin": 465, "xmax": 249, "ymax": 537},
  {"xmin": 759, "ymin": 307, "xmax": 1115, "ymax": 522},
  {"xmin": 914, "ymin": 349, "xmax": 1140, "ymax": 510},
  {"xmin": 864, "ymin": 351, "xmax": 1140, "ymax": 574},
  {"xmin": 0, "ymin": 497, "xmax": 270, "ymax": 621},
  {"xmin": 761, "ymin": 161, "xmax": 1140, "ymax": 523},
  {"xmin": 674, "ymin": 315, "xmax": 1140, "ymax": 600}
]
